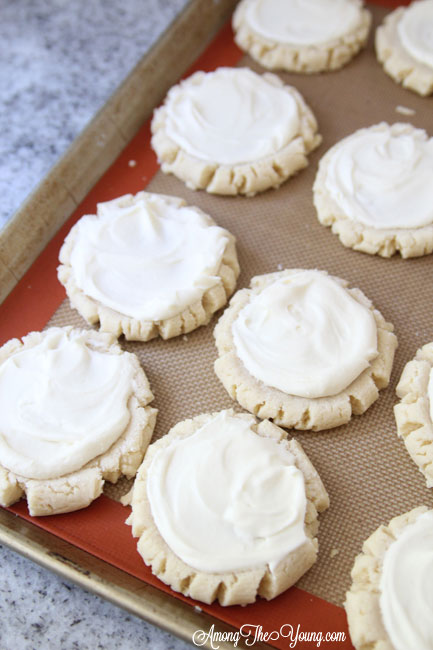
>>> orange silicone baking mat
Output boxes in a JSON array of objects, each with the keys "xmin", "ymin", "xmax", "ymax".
[{"xmin": 1, "ymin": 2, "xmax": 432, "ymax": 648}]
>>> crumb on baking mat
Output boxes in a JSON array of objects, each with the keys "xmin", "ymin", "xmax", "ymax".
[{"xmin": 395, "ymin": 105, "xmax": 416, "ymax": 116}]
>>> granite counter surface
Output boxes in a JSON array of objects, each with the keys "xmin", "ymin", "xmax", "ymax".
[
  {"xmin": 0, "ymin": 0, "xmax": 190, "ymax": 229},
  {"xmin": 1, "ymin": 1, "xmax": 197, "ymax": 648},
  {"xmin": 0, "ymin": 544, "xmax": 193, "ymax": 650}
]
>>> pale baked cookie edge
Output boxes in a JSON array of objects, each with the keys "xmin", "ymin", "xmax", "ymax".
[
  {"xmin": 150, "ymin": 71, "xmax": 322, "ymax": 197},
  {"xmin": 394, "ymin": 342, "xmax": 433, "ymax": 488},
  {"xmin": 214, "ymin": 270, "xmax": 397, "ymax": 432},
  {"xmin": 128, "ymin": 409, "xmax": 329, "ymax": 606},
  {"xmin": 344, "ymin": 505, "xmax": 429, "ymax": 650},
  {"xmin": 313, "ymin": 125, "xmax": 433, "ymax": 259},
  {"xmin": 58, "ymin": 195, "xmax": 240, "ymax": 341},
  {"xmin": 232, "ymin": 0, "xmax": 371, "ymax": 74},
  {"xmin": 376, "ymin": 7, "xmax": 433, "ymax": 97},
  {"xmin": 0, "ymin": 327, "xmax": 157, "ymax": 516}
]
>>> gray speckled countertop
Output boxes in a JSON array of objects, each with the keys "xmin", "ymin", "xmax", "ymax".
[
  {"xmin": 0, "ymin": 545, "xmax": 192, "ymax": 650},
  {"xmin": 0, "ymin": 0, "xmax": 189, "ymax": 230},
  {"xmin": 1, "ymin": 1, "xmax": 196, "ymax": 648}
]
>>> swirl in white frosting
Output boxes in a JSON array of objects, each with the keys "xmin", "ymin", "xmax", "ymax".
[
  {"xmin": 244, "ymin": 0, "xmax": 363, "ymax": 45},
  {"xmin": 162, "ymin": 67, "xmax": 301, "ymax": 165},
  {"xmin": 398, "ymin": 0, "xmax": 433, "ymax": 69},
  {"xmin": 0, "ymin": 328, "xmax": 135, "ymax": 480},
  {"xmin": 323, "ymin": 123, "xmax": 433, "ymax": 230},
  {"xmin": 66, "ymin": 193, "xmax": 230, "ymax": 321},
  {"xmin": 232, "ymin": 270, "xmax": 378, "ymax": 399},
  {"xmin": 147, "ymin": 411, "xmax": 307, "ymax": 573},
  {"xmin": 379, "ymin": 510, "xmax": 433, "ymax": 650}
]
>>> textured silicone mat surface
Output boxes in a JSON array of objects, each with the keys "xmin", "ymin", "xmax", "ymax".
[{"xmin": 46, "ymin": 3, "xmax": 433, "ymax": 608}]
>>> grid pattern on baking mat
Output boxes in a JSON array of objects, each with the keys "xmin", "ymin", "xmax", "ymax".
[
  {"xmin": 48, "ymin": 2, "xmax": 433, "ymax": 607},
  {"xmin": 2, "ymin": 3, "xmax": 432, "ymax": 646}
]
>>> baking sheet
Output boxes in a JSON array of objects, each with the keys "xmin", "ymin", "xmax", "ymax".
[{"xmin": 1, "ymin": 2, "xmax": 432, "ymax": 647}]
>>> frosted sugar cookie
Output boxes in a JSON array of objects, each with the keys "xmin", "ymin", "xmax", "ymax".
[
  {"xmin": 128, "ymin": 409, "xmax": 329, "ymax": 605},
  {"xmin": 58, "ymin": 191, "xmax": 239, "ymax": 341},
  {"xmin": 394, "ymin": 342, "xmax": 433, "ymax": 488},
  {"xmin": 151, "ymin": 67, "xmax": 321, "ymax": 196},
  {"xmin": 313, "ymin": 123, "xmax": 433, "ymax": 258},
  {"xmin": 345, "ymin": 506, "xmax": 433, "ymax": 650},
  {"xmin": 0, "ymin": 327, "xmax": 157, "ymax": 516},
  {"xmin": 376, "ymin": 0, "xmax": 433, "ymax": 96},
  {"xmin": 233, "ymin": 0, "xmax": 371, "ymax": 73},
  {"xmin": 214, "ymin": 270, "xmax": 397, "ymax": 431}
]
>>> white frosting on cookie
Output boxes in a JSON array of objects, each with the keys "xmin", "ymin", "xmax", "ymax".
[
  {"xmin": 0, "ymin": 329, "xmax": 135, "ymax": 480},
  {"xmin": 243, "ymin": 0, "xmax": 363, "ymax": 45},
  {"xmin": 398, "ymin": 0, "xmax": 433, "ymax": 69},
  {"xmin": 324, "ymin": 123, "xmax": 433, "ymax": 230},
  {"xmin": 232, "ymin": 270, "xmax": 378, "ymax": 399},
  {"xmin": 67, "ymin": 193, "xmax": 230, "ymax": 320},
  {"xmin": 147, "ymin": 410, "xmax": 307, "ymax": 573},
  {"xmin": 379, "ymin": 510, "xmax": 433, "ymax": 650},
  {"xmin": 162, "ymin": 67, "xmax": 301, "ymax": 165}
]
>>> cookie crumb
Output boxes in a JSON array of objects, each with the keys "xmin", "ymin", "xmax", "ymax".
[
  {"xmin": 183, "ymin": 335, "xmax": 189, "ymax": 342},
  {"xmin": 120, "ymin": 487, "xmax": 134, "ymax": 506},
  {"xmin": 128, "ymin": 159, "xmax": 137, "ymax": 167},
  {"xmin": 194, "ymin": 605, "xmax": 202, "ymax": 613},
  {"xmin": 395, "ymin": 105, "xmax": 416, "ymax": 116},
  {"xmin": 330, "ymin": 548, "xmax": 340, "ymax": 558}
]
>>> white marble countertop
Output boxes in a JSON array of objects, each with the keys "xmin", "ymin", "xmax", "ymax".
[{"xmin": 0, "ymin": 1, "xmax": 196, "ymax": 648}]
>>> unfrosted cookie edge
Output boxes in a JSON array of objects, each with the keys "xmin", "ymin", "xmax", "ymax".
[
  {"xmin": 313, "ymin": 123, "xmax": 433, "ymax": 258},
  {"xmin": 128, "ymin": 409, "xmax": 329, "ymax": 606},
  {"xmin": 376, "ymin": 7, "xmax": 433, "ymax": 97},
  {"xmin": 344, "ymin": 505, "xmax": 429, "ymax": 650},
  {"xmin": 58, "ymin": 192, "xmax": 240, "ymax": 341},
  {"xmin": 150, "ymin": 70, "xmax": 322, "ymax": 197},
  {"xmin": 233, "ymin": 0, "xmax": 371, "ymax": 74},
  {"xmin": 214, "ymin": 270, "xmax": 397, "ymax": 432},
  {"xmin": 394, "ymin": 341, "xmax": 433, "ymax": 488},
  {"xmin": 0, "ymin": 326, "xmax": 157, "ymax": 516}
]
